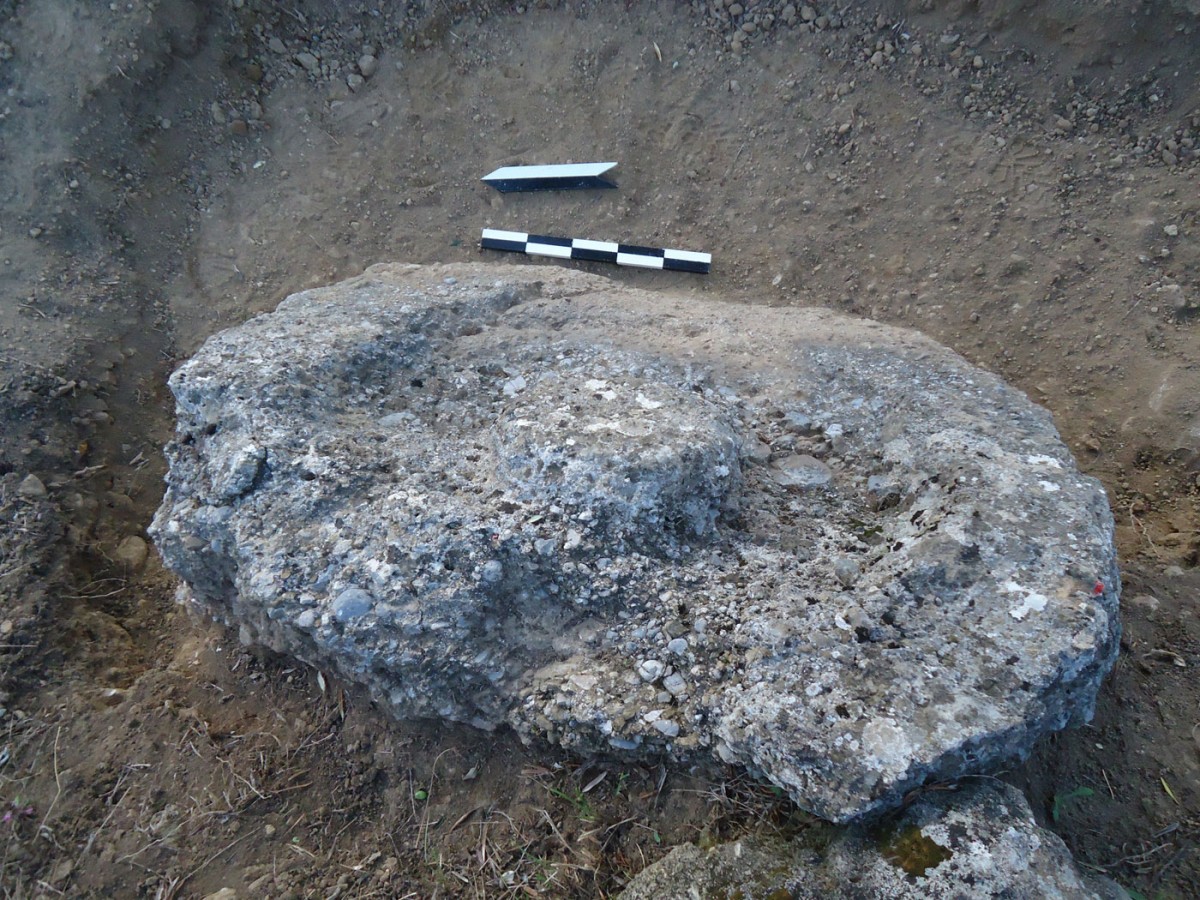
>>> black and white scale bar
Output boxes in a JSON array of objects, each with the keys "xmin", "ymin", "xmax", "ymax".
[
  {"xmin": 481, "ymin": 229, "xmax": 711, "ymax": 274},
  {"xmin": 481, "ymin": 162, "xmax": 618, "ymax": 193}
]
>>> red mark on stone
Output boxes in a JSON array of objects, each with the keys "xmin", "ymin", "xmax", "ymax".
[{"xmin": 1093, "ymin": 581, "xmax": 1104, "ymax": 595}]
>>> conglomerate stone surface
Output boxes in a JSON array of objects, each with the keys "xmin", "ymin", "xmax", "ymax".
[{"xmin": 150, "ymin": 262, "xmax": 1120, "ymax": 822}]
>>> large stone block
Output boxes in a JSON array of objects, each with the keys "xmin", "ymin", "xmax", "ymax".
[{"xmin": 151, "ymin": 263, "xmax": 1120, "ymax": 822}]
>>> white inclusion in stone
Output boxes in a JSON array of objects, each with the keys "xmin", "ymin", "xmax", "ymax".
[
  {"xmin": 1004, "ymin": 580, "xmax": 1049, "ymax": 620},
  {"xmin": 1025, "ymin": 454, "xmax": 1063, "ymax": 469}
]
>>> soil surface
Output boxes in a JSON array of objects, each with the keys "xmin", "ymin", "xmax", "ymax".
[{"xmin": 1, "ymin": 1, "xmax": 1198, "ymax": 897}]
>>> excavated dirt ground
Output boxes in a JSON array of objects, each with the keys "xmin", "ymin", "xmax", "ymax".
[{"xmin": 0, "ymin": 1, "xmax": 1198, "ymax": 897}]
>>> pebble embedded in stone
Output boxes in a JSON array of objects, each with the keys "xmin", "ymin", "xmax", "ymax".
[
  {"xmin": 663, "ymin": 672, "xmax": 687, "ymax": 695},
  {"xmin": 653, "ymin": 719, "xmax": 680, "ymax": 737},
  {"xmin": 772, "ymin": 454, "xmax": 833, "ymax": 489},
  {"xmin": 866, "ymin": 474, "xmax": 901, "ymax": 510},
  {"xmin": 294, "ymin": 51, "xmax": 319, "ymax": 74},
  {"xmin": 667, "ymin": 637, "xmax": 688, "ymax": 656},
  {"xmin": 833, "ymin": 558, "xmax": 860, "ymax": 587},
  {"xmin": 332, "ymin": 588, "xmax": 373, "ymax": 622},
  {"xmin": 637, "ymin": 659, "xmax": 666, "ymax": 683},
  {"xmin": 481, "ymin": 560, "xmax": 504, "ymax": 584},
  {"xmin": 784, "ymin": 411, "xmax": 816, "ymax": 434},
  {"xmin": 211, "ymin": 442, "xmax": 264, "ymax": 500}
]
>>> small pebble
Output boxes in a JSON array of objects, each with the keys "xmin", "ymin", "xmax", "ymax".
[
  {"xmin": 358, "ymin": 54, "xmax": 379, "ymax": 79},
  {"xmin": 667, "ymin": 637, "xmax": 688, "ymax": 656},
  {"xmin": 114, "ymin": 535, "xmax": 150, "ymax": 570},
  {"xmin": 772, "ymin": 454, "xmax": 833, "ymax": 489},
  {"xmin": 480, "ymin": 560, "xmax": 503, "ymax": 584},
  {"xmin": 833, "ymin": 557, "xmax": 860, "ymax": 587},
  {"xmin": 294, "ymin": 51, "xmax": 319, "ymax": 74},
  {"xmin": 332, "ymin": 587, "xmax": 373, "ymax": 622},
  {"xmin": 653, "ymin": 719, "xmax": 680, "ymax": 738},
  {"xmin": 637, "ymin": 659, "xmax": 665, "ymax": 682},
  {"xmin": 17, "ymin": 474, "xmax": 46, "ymax": 499},
  {"xmin": 1127, "ymin": 594, "xmax": 1160, "ymax": 613}
]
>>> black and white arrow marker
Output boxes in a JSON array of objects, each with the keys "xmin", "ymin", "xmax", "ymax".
[
  {"xmin": 481, "ymin": 162, "xmax": 618, "ymax": 192},
  {"xmin": 480, "ymin": 228, "xmax": 711, "ymax": 274}
]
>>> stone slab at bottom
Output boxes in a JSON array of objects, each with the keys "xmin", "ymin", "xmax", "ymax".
[{"xmin": 618, "ymin": 782, "xmax": 1128, "ymax": 900}]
